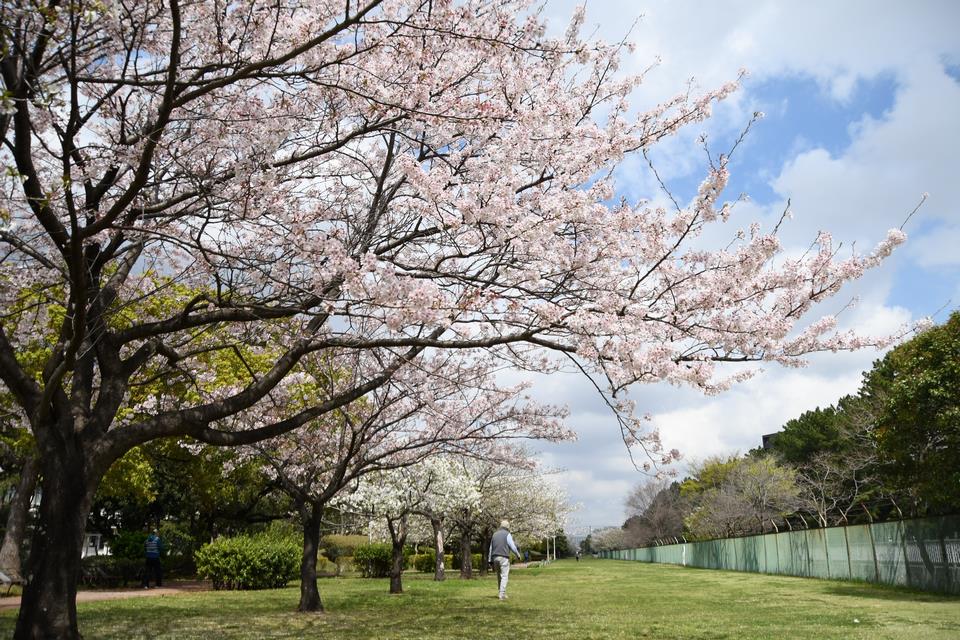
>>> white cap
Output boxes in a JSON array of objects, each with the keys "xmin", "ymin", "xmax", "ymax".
[{"xmin": 500, "ymin": 520, "xmax": 510, "ymax": 529}]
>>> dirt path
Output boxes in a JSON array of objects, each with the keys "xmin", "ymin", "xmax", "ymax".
[{"xmin": 0, "ymin": 580, "xmax": 211, "ymax": 612}]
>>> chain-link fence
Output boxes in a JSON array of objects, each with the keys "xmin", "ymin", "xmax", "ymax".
[{"xmin": 598, "ymin": 515, "xmax": 960, "ymax": 594}]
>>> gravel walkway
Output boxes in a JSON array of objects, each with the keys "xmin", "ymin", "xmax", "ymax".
[{"xmin": 0, "ymin": 580, "xmax": 210, "ymax": 612}]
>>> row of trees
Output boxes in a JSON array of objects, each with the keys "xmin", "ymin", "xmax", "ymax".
[
  {"xmin": 0, "ymin": 0, "xmax": 908, "ymax": 637},
  {"xmin": 599, "ymin": 311, "xmax": 959, "ymax": 549}
]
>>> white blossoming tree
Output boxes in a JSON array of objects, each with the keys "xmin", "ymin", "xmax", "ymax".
[
  {"xmin": 447, "ymin": 449, "xmax": 570, "ymax": 577},
  {"xmin": 339, "ymin": 456, "xmax": 482, "ymax": 594},
  {"xmin": 0, "ymin": 1, "xmax": 910, "ymax": 636}
]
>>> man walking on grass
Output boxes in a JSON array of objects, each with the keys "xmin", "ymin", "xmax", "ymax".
[{"xmin": 488, "ymin": 520, "xmax": 521, "ymax": 600}]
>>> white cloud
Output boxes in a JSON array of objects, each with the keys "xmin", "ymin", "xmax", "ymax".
[
  {"xmin": 907, "ymin": 224, "xmax": 960, "ymax": 268},
  {"xmin": 524, "ymin": 1, "xmax": 960, "ymax": 530}
]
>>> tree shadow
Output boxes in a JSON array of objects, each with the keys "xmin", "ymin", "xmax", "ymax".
[{"xmin": 822, "ymin": 581, "xmax": 960, "ymax": 603}]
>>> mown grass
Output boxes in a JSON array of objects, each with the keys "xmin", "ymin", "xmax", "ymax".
[{"xmin": 2, "ymin": 558, "xmax": 958, "ymax": 639}]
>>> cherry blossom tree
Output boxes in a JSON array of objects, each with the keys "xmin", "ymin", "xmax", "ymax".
[
  {"xmin": 446, "ymin": 449, "xmax": 569, "ymax": 577},
  {"xmin": 246, "ymin": 352, "xmax": 566, "ymax": 610},
  {"xmin": 0, "ymin": 0, "xmax": 911, "ymax": 636},
  {"xmin": 409, "ymin": 456, "xmax": 482, "ymax": 581},
  {"xmin": 339, "ymin": 456, "xmax": 482, "ymax": 594}
]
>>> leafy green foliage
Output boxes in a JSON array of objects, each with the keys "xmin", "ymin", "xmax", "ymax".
[
  {"xmin": 352, "ymin": 543, "xmax": 394, "ymax": 578},
  {"xmin": 320, "ymin": 535, "xmax": 367, "ymax": 563},
  {"xmin": 108, "ymin": 531, "xmax": 150, "ymax": 561},
  {"xmin": 768, "ymin": 405, "xmax": 848, "ymax": 464},
  {"xmin": 451, "ymin": 552, "xmax": 484, "ymax": 571},
  {"xmin": 410, "ymin": 552, "xmax": 453, "ymax": 573},
  {"xmin": 194, "ymin": 533, "xmax": 300, "ymax": 590},
  {"xmin": 871, "ymin": 312, "xmax": 960, "ymax": 511}
]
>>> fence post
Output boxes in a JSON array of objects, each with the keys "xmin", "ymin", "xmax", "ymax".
[
  {"xmin": 937, "ymin": 518, "xmax": 952, "ymax": 593},
  {"xmin": 843, "ymin": 523, "xmax": 853, "ymax": 579},
  {"xmin": 867, "ymin": 523, "xmax": 881, "ymax": 583}
]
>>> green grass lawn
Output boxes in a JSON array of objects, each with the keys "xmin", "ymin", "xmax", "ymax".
[{"xmin": 3, "ymin": 558, "xmax": 958, "ymax": 639}]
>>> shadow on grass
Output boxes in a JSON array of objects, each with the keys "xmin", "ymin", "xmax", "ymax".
[{"xmin": 821, "ymin": 581, "xmax": 960, "ymax": 603}]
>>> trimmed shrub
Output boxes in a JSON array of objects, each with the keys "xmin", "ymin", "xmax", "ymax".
[
  {"xmin": 194, "ymin": 532, "xmax": 300, "ymax": 590},
  {"xmin": 80, "ymin": 556, "xmax": 142, "ymax": 588},
  {"xmin": 353, "ymin": 543, "xmax": 394, "ymax": 578},
  {"xmin": 316, "ymin": 555, "xmax": 338, "ymax": 576},
  {"xmin": 451, "ymin": 552, "xmax": 484, "ymax": 571},
  {"xmin": 411, "ymin": 552, "xmax": 454, "ymax": 573},
  {"xmin": 320, "ymin": 534, "xmax": 366, "ymax": 562}
]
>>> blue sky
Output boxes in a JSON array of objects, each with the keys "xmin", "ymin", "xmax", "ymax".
[{"xmin": 526, "ymin": 0, "xmax": 960, "ymax": 534}]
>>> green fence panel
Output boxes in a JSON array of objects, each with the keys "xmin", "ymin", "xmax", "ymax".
[
  {"xmin": 763, "ymin": 533, "xmax": 780, "ymax": 574},
  {"xmin": 686, "ymin": 539, "xmax": 709, "ymax": 569},
  {"xmin": 792, "ymin": 530, "xmax": 812, "ymax": 577},
  {"xmin": 805, "ymin": 529, "xmax": 830, "ymax": 579},
  {"xmin": 903, "ymin": 518, "xmax": 949, "ymax": 592},
  {"xmin": 844, "ymin": 524, "xmax": 878, "ymax": 582},
  {"xmin": 871, "ymin": 520, "xmax": 907, "ymax": 587},
  {"xmin": 607, "ymin": 516, "xmax": 957, "ymax": 595},
  {"xmin": 666, "ymin": 544, "xmax": 683, "ymax": 565},
  {"xmin": 774, "ymin": 532, "xmax": 795, "ymax": 575},
  {"xmin": 738, "ymin": 535, "xmax": 763, "ymax": 573},
  {"xmin": 825, "ymin": 526, "xmax": 850, "ymax": 580},
  {"xmin": 940, "ymin": 515, "xmax": 960, "ymax": 594}
]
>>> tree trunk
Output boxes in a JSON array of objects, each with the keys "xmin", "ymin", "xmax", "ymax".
[
  {"xmin": 431, "ymin": 517, "xmax": 445, "ymax": 581},
  {"xmin": 298, "ymin": 503, "xmax": 325, "ymax": 613},
  {"xmin": 387, "ymin": 515, "xmax": 406, "ymax": 594},
  {"xmin": 0, "ymin": 454, "xmax": 39, "ymax": 580},
  {"xmin": 459, "ymin": 527, "xmax": 473, "ymax": 579},
  {"xmin": 14, "ymin": 450, "xmax": 95, "ymax": 640},
  {"xmin": 477, "ymin": 528, "xmax": 491, "ymax": 576}
]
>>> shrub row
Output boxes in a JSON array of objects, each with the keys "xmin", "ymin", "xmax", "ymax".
[
  {"xmin": 80, "ymin": 553, "xmax": 197, "ymax": 588},
  {"xmin": 410, "ymin": 552, "xmax": 454, "ymax": 573},
  {"xmin": 452, "ymin": 553, "xmax": 484, "ymax": 571},
  {"xmin": 352, "ymin": 543, "xmax": 395, "ymax": 578},
  {"xmin": 194, "ymin": 532, "xmax": 300, "ymax": 590}
]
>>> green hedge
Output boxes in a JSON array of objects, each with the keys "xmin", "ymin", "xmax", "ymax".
[
  {"xmin": 80, "ymin": 556, "xmax": 143, "ymax": 588},
  {"xmin": 353, "ymin": 543, "xmax": 408, "ymax": 578},
  {"xmin": 452, "ymin": 552, "xmax": 484, "ymax": 571},
  {"xmin": 320, "ymin": 534, "xmax": 367, "ymax": 561},
  {"xmin": 411, "ymin": 551, "xmax": 454, "ymax": 573},
  {"xmin": 194, "ymin": 532, "xmax": 300, "ymax": 590}
]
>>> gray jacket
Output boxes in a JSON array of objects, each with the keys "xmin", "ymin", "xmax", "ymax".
[{"xmin": 488, "ymin": 527, "xmax": 520, "ymax": 561}]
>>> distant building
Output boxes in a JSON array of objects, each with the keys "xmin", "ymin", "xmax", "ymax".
[{"xmin": 761, "ymin": 432, "xmax": 780, "ymax": 450}]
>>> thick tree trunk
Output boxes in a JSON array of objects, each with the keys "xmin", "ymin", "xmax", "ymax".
[
  {"xmin": 0, "ymin": 454, "xmax": 39, "ymax": 580},
  {"xmin": 388, "ymin": 515, "xmax": 406, "ymax": 594},
  {"xmin": 14, "ymin": 452, "xmax": 95, "ymax": 640},
  {"xmin": 477, "ymin": 528, "xmax": 491, "ymax": 576},
  {"xmin": 459, "ymin": 527, "xmax": 473, "ymax": 579},
  {"xmin": 298, "ymin": 503, "xmax": 325, "ymax": 613},
  {"xmin": 389, "ymin": 540, "xmax": 404, "ymax": 594},
  {"xmin": 431, "ymin": 517, "xmax": 445, "ymax": 581}
]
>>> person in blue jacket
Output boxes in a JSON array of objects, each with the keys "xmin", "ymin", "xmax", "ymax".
[{"xmin": 142, "ymin": 529, "xmax": 163, "ymax": 588}]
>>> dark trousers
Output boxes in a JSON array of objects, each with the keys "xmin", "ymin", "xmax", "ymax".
[{"xmin": 143, "ymin": 557, "xmax": 162, "ymax": 587}]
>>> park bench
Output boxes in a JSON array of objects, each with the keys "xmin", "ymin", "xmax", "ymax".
[{"xmin": 0, "ymin": 568, "xmax": 26, "ymax": 595}]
